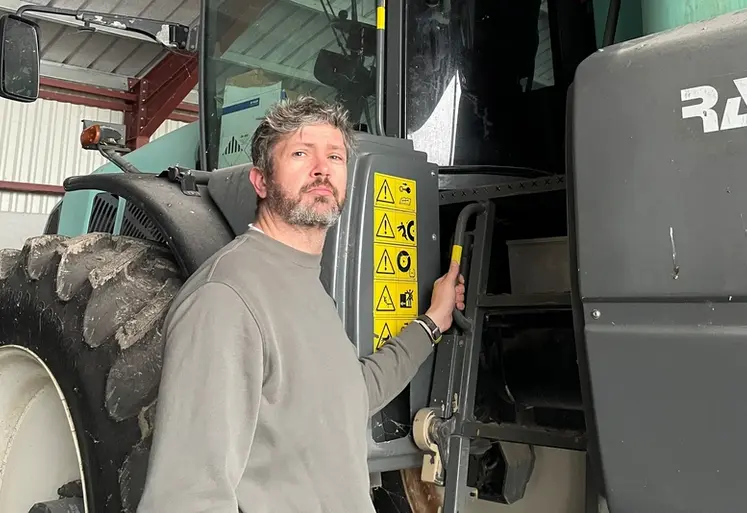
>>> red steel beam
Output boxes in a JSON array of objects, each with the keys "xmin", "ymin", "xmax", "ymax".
[
  {"xmin": 41, "ymin": 77, "xmax": 135, "ymax": 102},
  {"xmin": 37, "ymin": 76, "xmax": 198, "ymax": 124},
  {"xmin": 169, "ymin": 111, "xmax": 199, "ymax": 123},
  {"xmin": 0, "ymin": 180, "xmax": 65, "ymax": 195},
  {"xmin": 125, "ymin": 52, "xmax": 199, "ymax": 149},
  {"xmin": 40, "ymin": 77, "xmax": 132, "ymax": 112}
]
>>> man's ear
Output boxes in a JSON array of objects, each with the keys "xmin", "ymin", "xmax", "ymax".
[{"xmin": 249, "ymin": 166, "xmax": 267, "ymax": 199}]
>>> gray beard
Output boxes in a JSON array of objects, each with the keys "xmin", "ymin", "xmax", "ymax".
[{"xmin": 264, "ymin": 178, "xmax": 344, "ymax": 228}]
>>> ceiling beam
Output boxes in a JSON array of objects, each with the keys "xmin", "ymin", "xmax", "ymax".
[
  {"xmin": 40, "ymin": 60, "xmax": 130, "ymax": 91},
  {"xmin": 221, "ymin": 51, "xmax": 322, "ymax": 87},
  {"xmin": 283, "ymin": 0, "xmax": 375, "ymax": 26},
  {"xmin": 39, "ymin": 59, "xmax": 199, "ymax": 103}
]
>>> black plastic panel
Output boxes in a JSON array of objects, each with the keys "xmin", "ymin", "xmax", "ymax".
[
  {"xmin": 570, "ymin": 10, "xmax": 747, "ymax": 513},
  {"xmin": 87, "ymin": 193, "xmax": 118, "ymax": 234},
  {"xmin": 206, "ymin": 165, "xmax": 256, "ymax": 236},
  {"xmin": 64, "ymin": 173, "xmax": 235, "ymax": 276}
]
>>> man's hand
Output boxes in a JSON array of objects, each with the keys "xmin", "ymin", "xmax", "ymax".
[{"xmin": 425, "ymin": 260, "xmax": 466, "ymax": 332}]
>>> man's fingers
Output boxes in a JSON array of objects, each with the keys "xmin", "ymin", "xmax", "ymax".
[{"xmin": 458, "ymin": 274, "xmax": 465, "ymax": 284}]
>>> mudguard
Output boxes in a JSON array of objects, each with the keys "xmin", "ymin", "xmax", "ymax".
[
  {"xmin": 206, "ymin": 165, "xmax": 257, "ymax": 235},
  {"xmin": 63, "ymin": 172, "xmax": 235, "ymax": 276},
  {"xmin": 569, "ymin": 9, "xmax": 747, "ymax": 513}
]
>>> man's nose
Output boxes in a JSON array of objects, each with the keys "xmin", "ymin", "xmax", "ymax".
[{"xmin": 311, "ymin": 154, "xmax": 330, "ymax": 175}]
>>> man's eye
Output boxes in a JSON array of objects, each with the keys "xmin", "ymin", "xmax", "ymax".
[{"xmin": 293, "ymin": 151, "xmax": 306, "ymax": 157}]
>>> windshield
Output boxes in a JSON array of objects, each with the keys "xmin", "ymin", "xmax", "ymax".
[{"xmin": 200, "ymin": 0, "xmax": 376, "ymax": 171}]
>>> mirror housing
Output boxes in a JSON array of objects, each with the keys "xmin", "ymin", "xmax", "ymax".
[{"xmin": 0, "ymin": 14, "xmax": 41, "ymax": 103}]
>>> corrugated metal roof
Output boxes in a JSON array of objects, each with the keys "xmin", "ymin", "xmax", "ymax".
[
  {"xmin": 220, "ymin": 0, "xmax": 375, "ymax": 102},
  {"xmin": 2, "ymin": 0, "xmax": 200, "ymax": 86}
]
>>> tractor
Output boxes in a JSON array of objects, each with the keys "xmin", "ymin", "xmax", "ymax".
[{"xmin": 0, "ymin": 0, "xmax": 745, "ymax": 512}]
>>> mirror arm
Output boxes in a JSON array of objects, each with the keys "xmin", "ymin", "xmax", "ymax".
[{"xmin": 14, "ymin": 5, "xmax": 193, "ymax": 50}]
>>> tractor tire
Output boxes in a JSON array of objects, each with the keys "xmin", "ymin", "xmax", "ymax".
[
  {"xmin": 0, "ymin": 233, "xmax": 183, "ymax": 513},
  {"xmin": 372, "ymin": 468, "xmax": 443, "ymax": 513},
  {"xmin": 0, "ymin": 232, "xmax": 440, "ymax": 513}
]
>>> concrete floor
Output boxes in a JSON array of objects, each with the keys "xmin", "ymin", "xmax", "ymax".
[{"xmin": 464, "ymin": 447, "xmax": 586, "ymax": 513}]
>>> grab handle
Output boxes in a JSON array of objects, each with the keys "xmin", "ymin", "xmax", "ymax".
[{"xmin": 449, "ymin": 202, "xmax": 486, "ymax": 332}]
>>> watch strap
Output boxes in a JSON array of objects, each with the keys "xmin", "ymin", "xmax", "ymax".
[{"xmin": 414, "ymin": 314, "xmax": 442, "ymax": 344}]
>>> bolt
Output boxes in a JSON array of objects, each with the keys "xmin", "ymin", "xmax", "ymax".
[
  {"xmin": 591, "ymin": 309, "xmax": 601, "ymax": 319},
  {"xmin": 432, "ymin": 234, "xmax": 437, "ymax": 241},
  {"xmin": 431, "ymin": 171, "xmax": 436, "ymax": 176}
]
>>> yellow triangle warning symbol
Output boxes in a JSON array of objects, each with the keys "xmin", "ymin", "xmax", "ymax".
[
  {"xmin": 375, "ymin": 323, "xmax": 393, "ymax": 350},
  {"xmin": 376, "ymin": 250, "xmax": 396, "ymax": 275},
  {"xmin": 376, "ymin": 179, "xmax": 395, "ymax": 204},
  {"xmin": 376, "ymin": 285, "xmax": 396, "ymax": 312},
  {"xmin": 376, "ymin": 213, "xmax": 395, "ymax": 239}
]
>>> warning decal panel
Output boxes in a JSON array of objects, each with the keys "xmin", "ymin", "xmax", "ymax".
[
  {"xmin": 374, "ymin": 173, "xmax": 416, "ymax": 212},
  {"xmin": 374, "ymin": 244, "xmax": 418, "ymax": 281},
  {"xmin": 373, "ymin": 318, "xmax": 413, "ymax": 352},
  {"xmin": 374, "ymin": 281, "xmax": 419, "ymax": 317},
  {"xmin": 374, "ymin": 210, "xmax": 416, "ymax": 246},
  {"xmin": 372, "ymin": 171, "xmax": 419, "ymax": 352}
]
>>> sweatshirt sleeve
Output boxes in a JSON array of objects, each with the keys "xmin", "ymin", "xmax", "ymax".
[
  {"xmin": 358, "ymin": 322, "xmax": 434, "ymax": 416},
  {"xmin": 137, "ymin": 281, "xmax": 264, "ymax": 513}
]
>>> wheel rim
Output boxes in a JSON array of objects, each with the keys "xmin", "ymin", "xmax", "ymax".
[{"xmin": 0, "ymin": 345, "xmax": 86, "ymax": 512}]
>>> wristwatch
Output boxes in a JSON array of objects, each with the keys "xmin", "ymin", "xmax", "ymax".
[{"xmin": 413, "ymin": 314, "xmax": 442, "ymax": 344}]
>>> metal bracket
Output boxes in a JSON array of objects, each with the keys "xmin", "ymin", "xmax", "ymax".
[
  {"xmin": 15, "ymin": 5, "xmax": 192, "ymax": 50},
  {"xmin": 165, "ymin": 166, "xmax": 211, "ymax": 196}
]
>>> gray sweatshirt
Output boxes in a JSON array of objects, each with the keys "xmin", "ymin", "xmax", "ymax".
[{"xmin": 136, "ymin": 228, "xmax": 434, "ymax": 513}]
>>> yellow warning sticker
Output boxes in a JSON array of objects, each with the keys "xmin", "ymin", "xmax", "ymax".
[
  {"xmin": 374, "ymin": 210, "xmax": 396, "ymax": 243},
  {"xmin": 373, "ymin": 171, "xmax": 419, "ymax": 352},
  {"xmin": 371, "ymin": 309, "xmax": 420, "ymax": 351},
  {"xmin": 394, "ymin": 179, "xmax": 416, "ymax": 212},
  {"xmin": 375, "ymin": 177, "xmax": 395, "ymax": 206},
  {"xmin": 373, "ymin": 280, "xmax": 419, "ymax": 318},
  {"xmin": 393, "ymin": 211, "xmax": 416, "ymax": 246},
  {"xmin": 374, "ymin": 282, "xmax": 397, "ymax": 313},
  {"xmin": 375, "ymin": 247, "xmax": 396, "ymax": 276},
  {"xmin": 374, "ymin": 244, "xmax": 418, "ymax": 281},
  {"xmin": 395, "ymin": 281, "xmax": 419, "ymax": 315},
  {"xmin": 374, "ymin": 173, "xmax": 416, "ymax": 212},
  {"xmin": 399, "ymin": 318, "xmax": 412, "ymax": 333},
  {"xmin": 373, "ymin": 319, "xmax": 395, "ymax": 351}
]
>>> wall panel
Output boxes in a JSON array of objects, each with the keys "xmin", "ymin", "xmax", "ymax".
[{"xmin": 0, "ymin": 98, "xmax": 189, "ymax": 215}]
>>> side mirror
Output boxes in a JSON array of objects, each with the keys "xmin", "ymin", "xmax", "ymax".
[{"xmin": 0, "ymin": 14, "xmax": 40, "ymax": 103}]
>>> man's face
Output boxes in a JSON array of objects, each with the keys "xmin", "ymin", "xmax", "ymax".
[{"xmin": 250, "ymin": 123, "xmax": 348, "ymax": 228}]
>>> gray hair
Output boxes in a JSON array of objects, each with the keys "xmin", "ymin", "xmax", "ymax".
[{"xmin": 250, "ymin": 95, "xmax": 356, "ymax": 177}]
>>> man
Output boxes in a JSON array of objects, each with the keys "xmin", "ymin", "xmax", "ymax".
[{"xmin": 137, "ymin": 96, "xmax": 465, "ymax": 513}]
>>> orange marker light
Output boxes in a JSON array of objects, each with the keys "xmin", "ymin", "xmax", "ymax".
[{"xmin": 80, "ymin": 125, "xmax": 101, "ymax": 148}]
